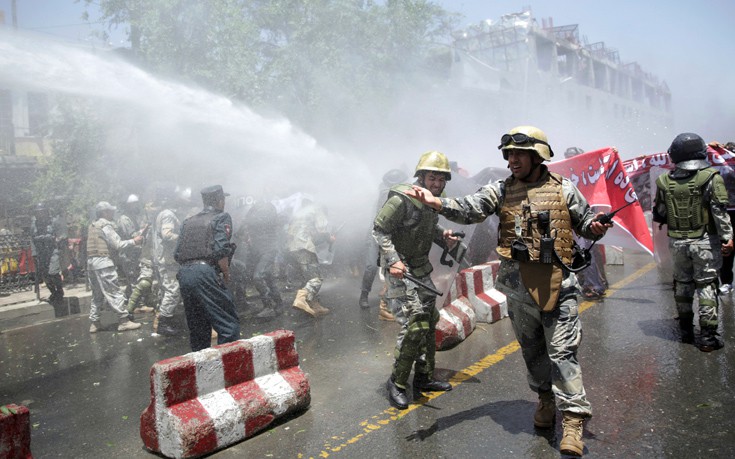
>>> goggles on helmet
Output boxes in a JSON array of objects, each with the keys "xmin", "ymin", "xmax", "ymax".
[{"xmin": 497, "ymin": 133, "xmax": 554, "ymax": 157}]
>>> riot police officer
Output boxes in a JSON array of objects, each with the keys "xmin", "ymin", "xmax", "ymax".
[
  {"xmin": 175, "ymin": 185, "xmax": 240, "ymax": 352},
  {"xmin": 653, "ymin": 133, "xmax": 733, "ymax": 352}
]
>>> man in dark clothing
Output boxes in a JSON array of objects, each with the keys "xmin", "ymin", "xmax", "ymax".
[
  {"xmin": 31, "ymin": 203, "xmax": 65, "ymax": 317},
  {"xmin": 242, "ymin": 198, "xmax": 284, "ymax": 320},
  {"xmin": 175, "ymin": 185, "xmax": 240, "ymax": 351}
]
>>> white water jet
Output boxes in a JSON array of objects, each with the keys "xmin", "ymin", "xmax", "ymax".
[{"xmin": 0, "ymin": 29, "xmax": 373, "ymax": 216}]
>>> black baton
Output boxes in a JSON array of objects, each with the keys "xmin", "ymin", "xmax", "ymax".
[{"xmin": 402, "ymin": 272, "xmax": 442, "ymax": 296}]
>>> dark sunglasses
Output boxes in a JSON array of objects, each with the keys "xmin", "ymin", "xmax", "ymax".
[{"xmin": 497, "ymin": 133, "xmax": 554, "ymax": 157}]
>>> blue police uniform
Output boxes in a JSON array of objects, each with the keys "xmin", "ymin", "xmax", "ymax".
[{"xmin": 175, "ymin": 185, "xmax": 240, "ymax": 351}]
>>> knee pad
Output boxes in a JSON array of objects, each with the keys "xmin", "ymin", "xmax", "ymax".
[{"xmin": 138, "ymin": 279, "xmax": 152, "ymax": 290}]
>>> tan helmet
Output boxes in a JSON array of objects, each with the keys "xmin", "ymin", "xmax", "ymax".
[
  {"xmin": 414, "ymin": 150, "xmax": 451, "ymax": 180},
  {"xmin": 498, "ymin": 125, "xmax": 554, "ymax": 161}
]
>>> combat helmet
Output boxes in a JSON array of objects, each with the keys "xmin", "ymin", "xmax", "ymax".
[
  {"xmin": 668, "ymin": 133, "xmax": 709, "ymax": 171},
  {"xmin": 382, "ymin": 168, "xmax": 408, "ymax": 187},
  {"xmin": 564, "ymin": 147, "xmax": 585, "ymax": 159},
  {"xmin": 498, "ymin": 126, "xmax": 554, "ymax": 161},
  {"xmin": 414, "ymin": 151, "xmax": 451, "ymax": 180}
]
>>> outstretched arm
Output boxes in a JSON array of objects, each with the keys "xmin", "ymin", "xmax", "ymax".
[{"xmin": 405, "ymin": 186, "xmax": 442, "ymax": 210}]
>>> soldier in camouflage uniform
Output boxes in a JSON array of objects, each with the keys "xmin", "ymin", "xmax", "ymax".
[
  {"xmin": 152, "ymin": 190, "xmax": 183, "ymax": 336},
  {"xmin": 87, "ymin": 201, "xmax": 144, "ymax": 333},
  {"xmin": 287, "ymin": 197, "xmax": 332, "ymax": 317},
  {"xmin": 116, "ymin": 194, "xmax": 150, "ymax": 303},
  {"xmin": 407, "ymin": 127, "xmax": 611, "ymax": 457},
  {"xmin": 374, "ymin": 151, "xmax": 462, "ymax": 410},
  {"xmin": 359, "ymin": 168, "xmax": 408, "ymax": 322},
  {"xmin": 653, "ymin": 133, "xmax": 733, "ymax": 352}
]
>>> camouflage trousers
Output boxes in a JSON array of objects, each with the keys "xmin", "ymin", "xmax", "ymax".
[
  {"xmin": 384, "ymin": 270, "xmax": 439, "ymax": 388},
  {"xmin": 157, "ymin": 263, "xmax": 181, "ymax": 318},
  {"xmin": 290, "ymin": 249, "xmax": 322, "ymax": 301},
  {"xmin": 669, "ymin": 235, "xmax": 722, "ymax": 328},
  {"xmin": 499, "ymin": 262, "xmax": 592, "ymax": 417},
  {"xmin": 88, "ymin": 265, "xmax": 129, "ymax": 322},
  {"xmin": 127, "ymin": 260, "xmax": 154, "ymax": 313}
]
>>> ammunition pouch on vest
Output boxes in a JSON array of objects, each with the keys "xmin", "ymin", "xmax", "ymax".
[
  {"xmin": 497, "ymin": 172, "xmax": 574, "ymax": 265},
  {"xmin": 656, "ymin": 168, "xmax": 717, "ymax": 239},
  {"xmin": 176, "ymin": 212, "xmax": 216, "ymax": 264},
  {"xmin": 86, "ymin": 220, "xmax": 110, "ymax": 258}
]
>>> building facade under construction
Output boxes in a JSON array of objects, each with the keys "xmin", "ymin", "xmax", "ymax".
[{"xmin": 449, "ymin": 9, "xmax": 672, "ymax": 152}]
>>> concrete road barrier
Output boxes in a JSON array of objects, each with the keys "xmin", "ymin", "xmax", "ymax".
[
  {"xmin": 0, "ymin": 404, "xmax": 31, "ymax": 459},
  {"xmin": 140, "ymin": 329, "xmax": 310, "ymax": 458},
  {"xmin": 437, "ymin": 261, "xmax": 508, "ymax": 350}
]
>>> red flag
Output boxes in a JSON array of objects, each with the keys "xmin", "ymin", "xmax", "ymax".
[
  {"xmin": 548, "ymin": 147, "xmax": 654, "ymax": 256},
  {"xmin": 622, "ymin": 144, "xmax": 735, "ymax": 209}
]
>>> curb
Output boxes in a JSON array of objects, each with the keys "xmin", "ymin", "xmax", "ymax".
[
  {"xmin": 0, "ymin": 294, "xmax": 92, "ymax": 332},
  {"xmin": 0, "ymin": 404, "xmax": 32, "ymax": 459},
  {"xmin": 140, "ymin": 329, "xmax": 310, "ymax": 458}
]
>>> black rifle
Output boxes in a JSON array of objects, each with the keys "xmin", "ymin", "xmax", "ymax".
[
  {"xmin": 595, "ymin": 201, "xmax": 635, "ymax": 225},
  {"xmin": 402, "ymin": 271, "xmax": 443, "ymax": 296}
]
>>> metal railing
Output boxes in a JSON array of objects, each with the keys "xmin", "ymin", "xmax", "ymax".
[{"xmin": 0, "ymin": 233, "xmax": 35, "ymax": 295}]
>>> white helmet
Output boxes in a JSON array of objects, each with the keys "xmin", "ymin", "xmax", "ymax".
[{"xmin": 126, "ymin": 194, "xmax": 140, "ymax": 204}]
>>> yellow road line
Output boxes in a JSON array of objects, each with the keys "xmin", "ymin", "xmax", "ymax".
[{"xmin": 302, "ymin": 261, "xmax": 656, "ymax": 458}]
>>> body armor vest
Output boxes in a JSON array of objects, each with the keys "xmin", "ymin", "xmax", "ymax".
[
  {"xmin": 176, "ymin": 211, "xmax": 216, "ymax": 263},
  {"xmin": 656, "ymin": 168, "xmax": 717, "ymax": 239},
  {"xmin": 86, "ymin": 220, "xmax": 110, "ymax": 258},
  {"xmin": 497, "ymin": 172, "xmax": 574, "ymax": 264},
  {"xmin": 375, "ymin": 184, "xmax": 438, "ymax": 277}
]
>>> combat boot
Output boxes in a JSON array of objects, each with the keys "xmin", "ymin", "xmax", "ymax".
[
  {"xmin": 560, "ymin": 411, "xmax": 585, "ymax": 456},
  {"xmin": 678, "ymin": 314, "xmax": 695, "ymax": 344},
  {"xmin": 698, "ymin": 326, "xmax": 724, "ymax": 352},
  {"xmin": 386, "ymin": 376, "xmax": 409, "ymax": 409},
  {"xmin": 309, "ymin": 297, "xmax": 330, "ymax": 316},
  {"xmin": 89, "ymin": 321, "xmax": 103, "ymax": 333},
  {"xmin": 533, "ymin": 390, "xmax": 556, "ymax": 429},
  {"xmin": 117, "ymin": 318, "xmax": 142, "ymax": 332},
  {"xmin": 358, "ymin": 290, "xmax": 369, "ymax": 309},
  {"xmin": 413, "ymin": 373, "xmax": 452, "ymax": 393},
  {"xmin": 134, "ymin": 305, "xmax": 155, "ymax": 314},
  {"xmin": 292, "ymin": 289, "xmax": 317, "ymax": 317},
  {"xmin": 157, "ymin": 316, "xmax": 178, "ymax": 336},
  {"xmin": 378, "ymin": 298, "xmax": 395, "ymax": 321},
  {"xmin": 254, "ymin": 308, "xmax": 277, "ymax": 320}
]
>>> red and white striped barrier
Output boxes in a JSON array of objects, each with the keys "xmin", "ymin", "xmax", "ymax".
[
  {"xmin": 140, "ymin": 329, "xmax": 310, "ymax": 459},
  {"xmin": 0, "ymin": 404, "xmax": 32, "ymax": 459},
  {"xmin": 436, "ymin": 261, "xmax": 508, "ymax": 350}
]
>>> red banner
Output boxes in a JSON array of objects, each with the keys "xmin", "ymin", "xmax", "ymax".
[
  {"xmin": 548, "ymin": 147, "xmax": 654, "ymax": 256},
  {"xmin": 623, "ymin": 144, "xmax": 735, "ymax": 209}
]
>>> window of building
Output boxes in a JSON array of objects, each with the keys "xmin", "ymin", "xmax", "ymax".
[{"xmin": 28, "ymin": 92, "xmax": 49, "ymax": 137}]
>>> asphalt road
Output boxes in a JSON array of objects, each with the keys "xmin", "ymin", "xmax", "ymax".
[{"xmin": 1, "ymin": 252, "xmax": 734, "ymax": 458}]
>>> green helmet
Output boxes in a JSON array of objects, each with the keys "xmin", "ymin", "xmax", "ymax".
[
  {"xmin": 414, "ymin": 150, "xmax": 451, "ymax": 180},
  {"xmin": 498, "ymin": 125, "xmax": 554, "ymax": 161}
]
